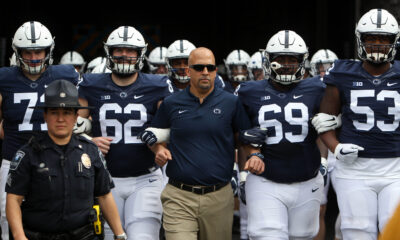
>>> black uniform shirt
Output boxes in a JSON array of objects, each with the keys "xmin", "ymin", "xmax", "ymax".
[{"xmin": 5, "ymin": 134, "xmax": 114, "ymax": 233}]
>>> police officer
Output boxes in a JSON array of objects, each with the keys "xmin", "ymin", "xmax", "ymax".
[{"xmin": 5, "ymin": 80, "xmax": 127, "ymax": 240}]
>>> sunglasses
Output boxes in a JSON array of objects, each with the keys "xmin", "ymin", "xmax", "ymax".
[{"xmin": 189, "ymin": 64, "xmax": 217, "ymax": 72}]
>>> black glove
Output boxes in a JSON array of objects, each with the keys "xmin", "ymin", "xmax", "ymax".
[
  {"xmin": 238, "ymin": 181, "xmax": 246, "ymax": 205},
  {"xmin": 137, "ymin": 130, "xmax": 157, "ymax": 146},
  {"xmin": 239, "ymin": 127, "xmax": 268, "ymax": 148},
  {"xmin": 231, "ymin": 169, "xmax": 238, "ymax": 196}
]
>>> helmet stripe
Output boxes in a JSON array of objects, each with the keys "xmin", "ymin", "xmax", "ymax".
[
  {"xmin": 70, "ymin": 51, "xmax": 73, "ymax": 61},
  {"xmin": 30, "ymin": 21, "xmax": 36, "ymax": 43},
  {"xmin": 284, "ymin": 30, "xmax": 289, "ymax": 48},
  {"xmin": 325, "ymin": 49, "xmax": 329, "ymax": 59},
  {"xmin": 180, "ymin": 40, "xmax": 183, "ymax": 53},
  {"xmin": 160, "ymin": 47, "xmax": 163, "ymax": 60},
  {"xmin": 377, "ymin": 9, "xmax": 382, "ymax": 28},
  {"xmin": 237, "ymin": 50, "xmax": 241, "ymax": 61},
  {"xmin": 123, "ymin": 26, "xmax": 128, "ymax": 42}
]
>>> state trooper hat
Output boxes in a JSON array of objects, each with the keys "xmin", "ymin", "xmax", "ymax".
[{"xmin": 32, "ymin": 80, "xmax": 93, "ymax": 109}]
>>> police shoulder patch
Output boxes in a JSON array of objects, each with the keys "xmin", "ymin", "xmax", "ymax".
[
  {"xmin": 98, "ymin": 149, "xmax": 107, "ymax": 169},
  {"xmin": 10, "ymin": 150, "xmax": 25, "ymax": 171}
]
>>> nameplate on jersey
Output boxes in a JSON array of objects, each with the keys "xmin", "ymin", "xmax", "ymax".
[{"xmin": 10, "ymin": 150, "xmax": 25, "ymax": 170}]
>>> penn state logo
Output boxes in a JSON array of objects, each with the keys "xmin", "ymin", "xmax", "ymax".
[{"xmin": 213, "ymin": 108, "xmax": 221, "ymax": 114}]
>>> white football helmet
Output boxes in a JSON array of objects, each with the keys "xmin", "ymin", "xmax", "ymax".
[
  {"xmin": 248, "ymin": 51, "xmax": 265, "ymax": 80},
  {"xmin": 91, "ymin": 62, "xmax": 112, "ymax": 73},
  {"xmin": 104, "ymin": 26, "xmax": 147, "ymax": 75},
  {"xmin": 356, "ymin": 8, "xmax": 400, "ymax": 63},
  {"xmin": 59, "ymin": 51, "xmax": 86, "ymax": 72},
  {"xmin": 263, "ymin": 30, "xmax": 309, "ymax": 85},
  {"xmin": 12, "ymin": 21, "xmax": 54, "ymax": 75},
  {"xmin": 166, "ymin": 39, "xmax": 196, "ymax": 83},
  {"xmin": 224, "ymin": 50, "xmax": 251, "ymax": 82},
  {"xmin": 86, "ymin": 56, "xmax": 106, "ymax": 73},
  {"xmin": 147, "ymin": 46, "xmax": 168, "ymax": 75},
  {"xmin": 310, "ymin": 49, "xmax": 338, "ymax": 76},
  {"xmin": 9, "ymin": 53, "xmax": 17, "ymax": 67}
]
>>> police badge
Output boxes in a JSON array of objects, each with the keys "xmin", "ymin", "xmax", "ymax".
[{"xmin": 81, "ymin": 153, "xmax": 91, "ymax": 169}]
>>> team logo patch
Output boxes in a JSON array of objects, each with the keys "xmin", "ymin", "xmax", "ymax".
[
  {"xmin": 81, "ymin": 153, "xmax": 91, "ymax": 169},
  {"xmin": 10, "ymin": 150, "xmax": 25, "ymax": 170},
  {"xmin": 213, "ymin": 108, "xmax": 222, "ymax": 114}
]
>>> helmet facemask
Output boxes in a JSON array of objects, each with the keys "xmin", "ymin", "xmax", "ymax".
[
  {"xmin": 105, "ymin": 45, "xmax": 147, "ymax": 76},
  {"xmin": 167, "ymin": 58, "xmax": 190, "ymax": 83},
  {"xmin": 357, "ymin": 33, "xmax": 398, "ymax": 64},
  {"xmin": 265, "ymin": 53, "xmax": 306, "ymax": 85},
  {"xmin": 227, "ymin": 64, "xmax": 249, "ymax": 83},
  {"xmin": 14, "ymin": 47, "xmax": 53, "ymax": 75}
]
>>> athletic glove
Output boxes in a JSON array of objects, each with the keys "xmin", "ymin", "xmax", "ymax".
[
  {"xmin": 311, "ymin": 113, "xmax": 342, "ymax": 134},
  {"xmin": 320, "ymin": 157, "xmax": 328, "ymax": 186},
  {"xmin": 231, "ymin": 172, "xmax": 238, "ymax": 196},
  {"xmin": 334, "ymin": 143, "xmax": 364, "ymax": 164},
  {"xmin": 239, "ymin": 127, "xmax": 268, "ymax": 148},
  {"xmin": 73, "ymin": 116, "xmax": 92, "ymax": 135},
  {"xmin": 238, "ymin": 171, "xmax": 248, "ymax": 205},
  {"xmin": 137, "ymin": 130, "xmax": 158, "ymax": 146}
]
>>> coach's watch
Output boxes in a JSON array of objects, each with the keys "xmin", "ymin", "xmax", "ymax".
[
  {"xmin": 114, "ymin": 233, "xmax": 127, "ymax": 240},
  {"xmin": 247, "ymin": 152, "xmax": 264, "ymax": 160}
]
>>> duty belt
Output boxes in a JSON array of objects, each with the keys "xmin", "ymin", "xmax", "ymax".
[{"xmin": 168, "ymin": 179, "xmax": 229, "ymax": 195}]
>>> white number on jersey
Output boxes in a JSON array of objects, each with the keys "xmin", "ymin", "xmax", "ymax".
[
  {"xmin": 350, "ymin": 90, "xmax": 400, "ymax": 131},
  {"xmin": 258, "ymin": 102, "xmax": 309, "ymax": 144},
  {"xmin": 99, "ymin": 103, "xmax": 147, "ymax": 144},
  {"xmin": 14, "ymin": 92, "xmax": 47, "ymax": 131}
]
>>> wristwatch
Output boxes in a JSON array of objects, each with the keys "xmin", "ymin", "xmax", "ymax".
[{"xmin": 114, "ymin": 233, "xmax": 127, "ymax": 240}]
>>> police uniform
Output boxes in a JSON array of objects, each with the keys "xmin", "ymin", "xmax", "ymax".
[
  {"xmin": 6, "ymin": 134, "xmax": 113, "ymax": 238},
  {"xmin": 5, "ymin": 79, "xmax": 117, "ymax": 240}
]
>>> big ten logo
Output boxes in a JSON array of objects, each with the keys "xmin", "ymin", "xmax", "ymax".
[{"xmin": 353, "ymin": 82, "xmax": 363, "ymax": 87}]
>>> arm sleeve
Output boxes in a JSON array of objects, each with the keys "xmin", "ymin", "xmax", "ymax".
[{"xmin": 5, "ymin": 149, "xmax": 31, "ymax": 196}]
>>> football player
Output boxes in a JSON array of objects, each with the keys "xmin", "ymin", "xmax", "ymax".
[
  {"xmin": 0, "ymin": 21, "xmax": 79, "ymax": 240},
  {"xmin": 86, "ymin": 56, "xmax": 107, "ymax": 73},
  {"xmin": 310, "ymin": 49, "xmax": 338, "ymax": 78},
  {"xmin": 310, "ymin": 48, "xmax": 339, "ymax": 240},
  {"xmin": 59, "ymin": 50, "xmax": 86, "ymax": 73},
  {"xmin": 224, "ymin": 49, "xmax": 251, "ymax": 93},
  {"xmin": 248, "ymin": 51, "xmax": 265, "ymax": 81},
  {"xmin": 317, "ymin": 8, "xmax": 400, "ymax": 240},
  {"xmin": 236, "ymin": 30, "xmax": 325, "ymax": 239},
  {"xmin": 166, "ymin": 39, "xmax": 225, "ymax": 92},
  {"xmin": 78, "ymin": 26, "xmax": 173, "ymax": 240},
  {"xmin": 147, "ymin": 46, "xmax": 168, "ymax": 76}
]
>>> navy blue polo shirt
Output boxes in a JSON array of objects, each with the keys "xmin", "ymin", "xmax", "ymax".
[{"xmin": 151, "ymin": 87, "xmax": 252, "ymax": 185}]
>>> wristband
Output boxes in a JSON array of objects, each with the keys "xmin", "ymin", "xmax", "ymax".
[
  {"xmin": 240, "ymin": 171, "xmax": 249, "ymax": 182},
  {"xmin": 114, "ymin": 233, "xmax": 127, "ymax": 240},
  {"xmin": 247, "ymin": 152, "xmax": 264, "ymax": 160}
]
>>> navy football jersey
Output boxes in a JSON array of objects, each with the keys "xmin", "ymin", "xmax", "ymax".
[
  {"xmin": 0, "ymin": 65, "xmax": 79, "ymax": 160},
  {"xmin": 324, "ymin": 60, "xmax": 400, "ymax": 158},
  {"xmin": 223, "ymin": 80, "xmax": 237, "ymax": 94},
  {"xmin": 237, "ymin": 77, "xmax": 325, "ymax": 183},
  {"xmin": 78, "ymin": 72, "xmax": 173, "ymax": 177}
]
